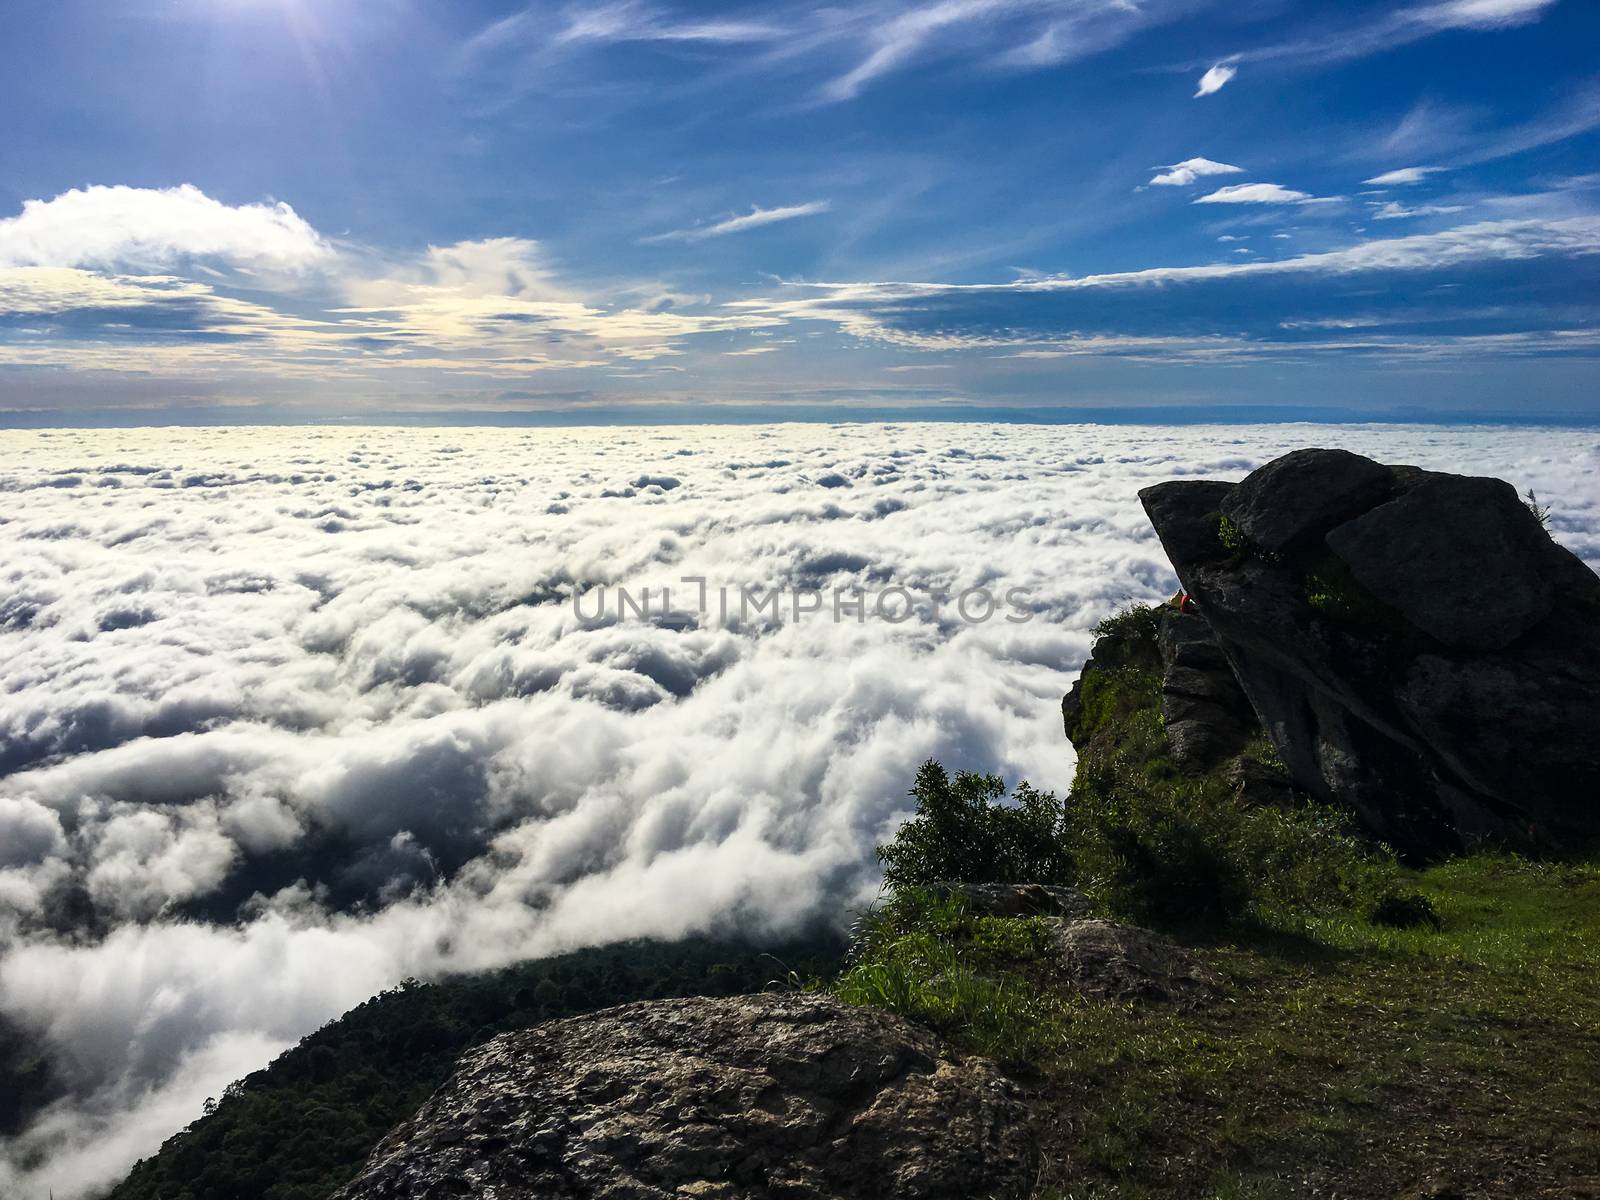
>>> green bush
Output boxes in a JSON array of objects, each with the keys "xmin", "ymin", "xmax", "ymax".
[
  {"xmin": 876, "ymin": 760, "xmax": 1073, "ymax": 890},
  {"xmin": 1092, "ymin": 603, "xmax": 1164, "ymax": 655},
  {"xmin": 834, "ymin": 889, "xmax": 1072, "ymax": 1065},
  {"xmin": 1218, "ymin": 514, "xmax": 1250, "ymax": 555},
  {"xmin": 1066, "ymin": 739, "xmax": 1400, "ymax": 926}
]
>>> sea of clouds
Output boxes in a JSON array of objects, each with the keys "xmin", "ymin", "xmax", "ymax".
[{"xmin": 1, "ymin": 421, "xmax": 1597, "ymax": 1197}]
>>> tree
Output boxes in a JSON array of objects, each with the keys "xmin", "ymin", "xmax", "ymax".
[{"xmin": 876, "ymin": 760, "xmax": 1072, "ymax": 890}]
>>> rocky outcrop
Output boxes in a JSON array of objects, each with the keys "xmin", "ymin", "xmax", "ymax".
[
  {"xmin": 1138, "ymin": 449, "xmax": 1600, "ymax": 860},
  {"xmin": 1049, "ymin": 919, "xmax": 1220, "ymax": 1005},
  {"xmin": 334, "ymin": 992, "xmax": 1037, "ymax": 1200},
  {"xmin": 1158, "ymin": 607, "xmax": 1256, "ymax": 769}
]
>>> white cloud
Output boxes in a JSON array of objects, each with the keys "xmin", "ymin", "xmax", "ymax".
[
  {"xmin": 1411, "ymin": 0, "xmax": 1558, "ymax": 30},
  {"xmin": 1220, "ymin": 0, "xmax": 1557, "ymax": 73},
  {"xmin": 556, "ymin": 1, "xmax": 780, "ymax": 45},
  {"xmin": 819, "ymin": 0, "xmax": 1190, "ymax": 102},
  {"xmin": 1364, "ymin": 166, "xmax": 1445, "ymax": 186},
  {"xmin": 0, "ymin": 185, "xmax": 331, "ymax": 273},
  {"xmin": 1194, "ymin": 182, "xmax": 1317, "ymax": 204},
  {"xmin": 0, "ymin": 199, "xmax": 782, "ymax": 380},
  {"xmin": 642, "ymin": 201, "xmax": 831, "ymax": 244},
  {"xmin": 1195, "ymin": 62, "xmax": 1237, "ymax": 97},
  {"xmin": 731, "ymin": 216, "xmax": 1600, "ymax": 358},
  {"xmin": 0, "ymin": 424, "xmax": 1595, "ymax": 1199},
  {"xmin": 1150, "ymin": 158, "xmax": 1244, "ymax": 187},
  {"xmin": 1371, "ymin": 201, "xmax": 1467, "ymax": 220}
]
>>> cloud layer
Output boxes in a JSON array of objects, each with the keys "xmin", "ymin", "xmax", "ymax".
[{"xmin": 2, "ymin": 422, "xmax": 1598, "ymax": 1197}]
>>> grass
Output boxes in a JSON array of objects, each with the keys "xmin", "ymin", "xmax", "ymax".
[
  {"xmin": 834, "ymin": 889, "xmax": 1076, "ymax": 1066},
  {"xmin": 836, "ymin": 856, "xmax": 1600, "ymax": 1199}
]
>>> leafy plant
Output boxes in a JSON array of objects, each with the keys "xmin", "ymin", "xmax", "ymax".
[
  {"xmin": 876, "ymin": 760, "xmax": 1074, "ymax": 890},
  {"xmin": 1299, "ymin": 549, "xmax": 1401, "ymax": 630},
  {"xmin": 1523, "ymin": 487, "xmax": 1552, "ymax": 530},
  {"xmin": 1217, "ymin": 515, "xmax": 1281, "ymax": 564}
]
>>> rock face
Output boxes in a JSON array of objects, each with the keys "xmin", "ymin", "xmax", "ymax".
[
  {"xmin": 1138, "ymin": 449, "xmax": 1600, "ymax": 859},
  {"xmin": 334, "ymin": 992, "xmax": 1037, "ymax": 1200},
  {"xmin": 1158, "ymin": 608, "xmax": 1256, "ymax": 769}
]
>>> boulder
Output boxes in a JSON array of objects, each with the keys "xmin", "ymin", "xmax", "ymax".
[
  {"xmin": 1138, "ymin": 449, "xmax": 1600, "ymax": 859},
  {"xmin": 1137, "ymin": 479, "xmax": 1234, "ymax": 566},
  {"xmin": 1220, "ymin": 448, "xmax": 1396, "ymax": 553},
  {"xmin": 1324, "ymin": 474, "xmax": 1555, "ymax": 651},
  {"xmin": 334, "ymin": 993, "xmax": 1038, "ymax": 1200},
  {"xmin": 1048, "ymin": 919, "xmax": 1219, "ymax": 1005}
]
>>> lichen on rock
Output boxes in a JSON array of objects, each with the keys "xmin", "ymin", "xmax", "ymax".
[{"xmin": 334, "ymin": 992, "xmax": 1039, "ymax": 1200}]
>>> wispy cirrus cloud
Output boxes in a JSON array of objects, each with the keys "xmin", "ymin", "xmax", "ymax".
[
  {"xmin": 555, "ymin": 1, "xmax": 781, "ymax": 45},
  {"xmin": 464, "ymin": 1, "xmax": 1200, "ymax": 107},
  {"xmin": 1371, "ymin": 200, "xmax": 1467, "ymax": 220},
  {"xmin": 731, "ymin": 215, "xmax": 1600, "ymax": 360},
  {"xmin": 1363, "ymin": 84, "xmax": 1600, "ymax": 181},
  {"xmin": 822, "ymin": 0, "xmax": 1194, "ymax": 102},
  {"xmin": 641, "ymin": 201, "xmax": 831, "ymax": 244},
  {"xmin": 467, "ymin": 0, "xmax": 781, "ymax": 57},
  {"xmin": 1211, "ymin": 0, "xmax": 1559, "ymax": 75}
]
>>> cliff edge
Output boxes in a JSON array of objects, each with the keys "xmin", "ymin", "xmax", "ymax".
[{"xmin": 1137, "ymin": 448, "xmax": 1600, "ymax": 859}]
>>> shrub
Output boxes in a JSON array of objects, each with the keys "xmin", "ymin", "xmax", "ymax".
[
  {"xmin": 876, "ymin": 760, "xmax": 1074, "ymax": 890},
  {"xmin": 1218, "ymin": 515, "xmax": 1281, "ymax": 564},
  {"xmin": 1092, "ymin": 602, "xmax": 1164, "ymax": 656},
  {"xmin": 1064, "ymin": 755, "xmax": 1399, "ymax": 927},
  {"xmin": 1218, "ymin": 514, "xmax": 1249, "ymax": 555},
  {"xmin": 834, "ymin": 889, "xmax": 1072, "ymax": 1065}
]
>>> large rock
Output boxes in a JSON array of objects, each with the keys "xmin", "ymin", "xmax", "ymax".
[
  {"xmin": 1158, "ymin": 608, "xmax": 1255, "ymax": 768},
  {"xmin": 334, "ymin": 993, "xmax": 1038, "ymax": 1200},
  {"xmin": 1221, "ymin": 448, "xmax": 1396, "ymax": 553},
  {"xmin": 1324, "ymin": 474, "xmax": 1555, "ymax": 651},
  {"xmin": 1049, "ymin": 919, "xmax": 1219, "ymax": 1005},
  {"xmin": 1138, "ymin": 449, "xmax": 1600, "ymax": 860}
]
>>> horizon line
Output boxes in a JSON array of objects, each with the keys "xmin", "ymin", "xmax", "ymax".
[{"xmin": 5, "ymin": 403, "xmax": 1600, "ymax": 431}]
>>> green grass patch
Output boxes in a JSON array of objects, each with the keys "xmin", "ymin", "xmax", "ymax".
[{"xmin": 839, "ymin": 858, "xmax": 1600, "ymax": 1199}]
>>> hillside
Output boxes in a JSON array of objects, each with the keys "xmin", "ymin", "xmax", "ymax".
[
  {"xmin": 833, "ymin": 605, "xmax": 1600, "ymax": 1197},
  {"xmin": 107, "ymin": 936, "xmax": 843, "ymax": 1200}
]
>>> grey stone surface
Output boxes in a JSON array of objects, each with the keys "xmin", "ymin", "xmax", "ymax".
[
  {"xmin": 1048, "ymin": 919, "xmax": 1220, "ymax": 1005},
  {"xmin": 335, "ymin": 993, "xmax": 1038, "ymax": 1200},
  {"xmin": 1158, "ymin": 608, "xmax": 1255, "ymax": 769},
  {"xmin": 1220, "ymin": 448, "xmax": 1395, "ymax": 553},
  {"xmin": 1325, "ymin": 474, "xmax": 1556, "ymax": 651},
  {"xmin": 1137, "ymin": 479, "xmax": 1235, "ymax": 566}
]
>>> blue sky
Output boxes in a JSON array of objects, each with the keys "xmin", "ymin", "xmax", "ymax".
[{"xmin": 1, "ymin": 0, "xmax": 1598, "ymax": 419}]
